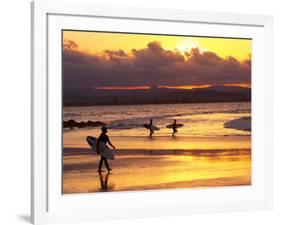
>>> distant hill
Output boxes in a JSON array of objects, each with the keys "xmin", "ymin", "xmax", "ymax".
[
  {"xmin": 201, "ymin": 85, "xmax": 250, "ymax": 93},
  {"xmin": 63, "ymin": 86, "xmax": 251, "ymax": 106}
]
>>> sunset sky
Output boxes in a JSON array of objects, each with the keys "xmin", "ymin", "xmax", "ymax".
[{"xmin": 63, "ymin": 30, "xmax": 251, "ymax": 89}]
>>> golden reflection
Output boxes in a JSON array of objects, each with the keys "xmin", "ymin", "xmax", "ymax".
[
  {"xmin": 97, "ymin": 172, "xmax": 115, "ymax": 192},
  {"xmin": 98, "ymin": 172, "xmax": 109, "ymax": 191},
  {"xmin": 63, "ymin": 153, "xmax": 251, "ymax": 193},
  {"xmin": 64, "ymin": 130, "xmax": 251, "ymax": 150}
]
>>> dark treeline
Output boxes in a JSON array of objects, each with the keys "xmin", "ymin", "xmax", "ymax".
[{"xmin": 63, "ymin": 86, "xmax": 251, "ymax": 107}]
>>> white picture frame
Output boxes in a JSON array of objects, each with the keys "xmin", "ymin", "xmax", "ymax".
[{"xmin": 31, "ymin": 1, "xmax": 274, "ymax": 224}]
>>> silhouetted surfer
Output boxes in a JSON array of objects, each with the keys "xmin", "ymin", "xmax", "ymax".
[
  {"xmin": 149, "ymin": 119, "xmax": 154, "ymax": 137},
  {"xmin": 172, "ymin": 119, "xmax": 178, "ymax": 136},
  {"xmin": 97, "ymin": 127, "xmax": 115, "ymax": 172}
]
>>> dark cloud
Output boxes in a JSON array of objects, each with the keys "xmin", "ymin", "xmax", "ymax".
[
  {"xmin": 104, "ymin": 49, "xmax": 128, "ymax": 57},
  {"xmin": 63, "ymin": 39, "xmax": 78, "ymax": 50},
  {"xmin": 103, "ymin": 49, "xmax": 129, "ymax": 64},
  {"xmin": 63, "ymin": 40, "xmax": 251, "ymax": 88},
  {"xmin": 132, "ymin": 41, "xmax": 185, "ymax": 68},
  {"xmin": 63, "ymin": 40, "xmax": 99, "ymax": 65}
]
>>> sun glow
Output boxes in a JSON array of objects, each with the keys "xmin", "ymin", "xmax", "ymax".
[
  {"xmin": 224, "ymin": 83, "xmax": 251, "ymax": 88},
  {"xmin": 176, "ymin": 39, "xmax": 202, "ymax": 53},
  {"xmin": 63, "ymin": 31, "xmax": 251, "ymax": 60}
]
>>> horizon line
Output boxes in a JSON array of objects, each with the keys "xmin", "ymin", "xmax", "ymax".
[{"xmin": 90, "ymin": 83, "xmax": 251, "ymax": 90}]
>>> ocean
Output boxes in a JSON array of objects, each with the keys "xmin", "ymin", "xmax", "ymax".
[{"xmin": 63, "ymin": 102, "xmax": 251, "ymax": 137}]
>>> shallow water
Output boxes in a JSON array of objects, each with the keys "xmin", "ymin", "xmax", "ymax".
[
  {"xmin": 63, "ymin": 102, "xmax": 251, "ymax": 138},
  {"xmin": 64, "ymin": 134, "xmax": 251, "ymax": 150}
]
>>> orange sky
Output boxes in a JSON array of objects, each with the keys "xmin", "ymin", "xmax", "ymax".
[
  {"xmin": 64, "ymin": 30, "xmax": 251, "ymax": 60},
  {"xmin": 63, "ymin": 30, "xmax": 252, "ymax": 89}
]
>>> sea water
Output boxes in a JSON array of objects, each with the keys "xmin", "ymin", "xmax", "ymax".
[{"xmin": 63, "ymin": 102, "xmax": 251, "ymax": 137}]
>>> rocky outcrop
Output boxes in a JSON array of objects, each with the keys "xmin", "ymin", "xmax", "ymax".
[{"xmin": 63, "ymin": 119, "xmax": 106, "ymax": 128}]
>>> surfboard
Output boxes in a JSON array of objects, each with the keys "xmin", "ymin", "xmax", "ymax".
[
  {"xmin": 86, "ymin": 136, "xmax": 115, "ymax": 160},
  {"xmin": 166, "ymin": 123, "xmax": 184, "ymax": 129},
  {"xmin": 143, "ymin": 124, "xmax": 160, "ymax": 131}
]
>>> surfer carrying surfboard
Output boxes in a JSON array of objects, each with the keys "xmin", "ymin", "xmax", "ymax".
[
  {"xmin": 166, "ymin": 120, "xmax": 184, "ymax": 136},
  {"xmin": 172, "ymin": 119, "xmax": 178, "ymax": 136},
  {"xmin": 97, "ymin": 127, "xmax": 115, "ymax": 172},
  {"xmin": 142, "ymin": 119, "xmax": 160, "ymax": 137},
  {"xmin": 149, "ymin": 119, "xmax": 154, "ymax": 137}
]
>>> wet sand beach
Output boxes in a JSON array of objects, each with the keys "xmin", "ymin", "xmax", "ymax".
[
  {"xmin": 63, "ymin": 146, "xmax": 251, "ymax": 194},
  {"xmin": 64, "ymin": 133, "xmax": 251, "ymax": 150},
  {"xmin": 62, "ymin": 102, "xmax": 251, "ymax": 194}
]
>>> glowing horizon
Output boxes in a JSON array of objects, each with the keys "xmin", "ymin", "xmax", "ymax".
[{"xmin": 93, "ymin": 83, "xmax": 250, "ymax": 90}]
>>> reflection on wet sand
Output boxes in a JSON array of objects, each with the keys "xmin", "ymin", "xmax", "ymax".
[
  {"xmin": 98, "ymin": 172, "xmax": 115, "ymax": 192},
  {"xmin": 63, "ymin": 148, "xmax": 251, "ymax": 194}
]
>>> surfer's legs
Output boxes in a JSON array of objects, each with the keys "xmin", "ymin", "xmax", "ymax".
[
  {"xmin": 99, "ymin": 156, "xmax": 111, "ymax": 172},
  {"xmin": 98, "ymin": 157, "xmax": 104, "ymax": 172},
  {"xmin": 149, "ymin": 129, "xmax": 154, "ymax": 136},
  {"xmin": 104, "ymin": 158, "xmax": 111, "ymax": 171}
]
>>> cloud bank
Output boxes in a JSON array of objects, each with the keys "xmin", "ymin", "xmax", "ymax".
[{"xmin": 63, "ymin": 39, "xmax": 251, "ymax": 88}]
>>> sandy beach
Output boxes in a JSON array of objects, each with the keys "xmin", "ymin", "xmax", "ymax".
[
  {"xmin": 62, "ymin": 102, "xmax": 251, "ymax": 194},
  {"xmin": 63, "ymin": 144, "xmax": 251, "ymax": 194}
]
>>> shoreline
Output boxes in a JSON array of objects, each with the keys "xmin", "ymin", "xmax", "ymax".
[
  {"xmin": 63, "ymin": 135, "xmax": 251, "ymax": 149},
  {"xmin": 63, "ymin": 147, "xmax": 251, "ymax": 156},
  {"xmin": 63, "ymin": 129, "xmax": 251, "ymax": 138}
]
